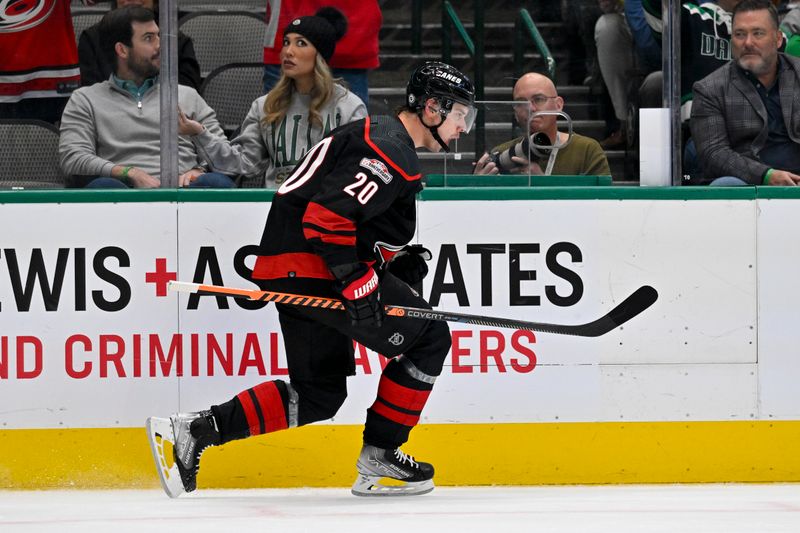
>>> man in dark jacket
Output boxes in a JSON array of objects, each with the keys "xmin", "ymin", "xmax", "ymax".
[
  {"xmin": 78, "ymin": 0, "xmax": 201, "ymax": 89},
  {"xmin": 691, "ymin": 0, "xmax": 800, "ymax": 185}
]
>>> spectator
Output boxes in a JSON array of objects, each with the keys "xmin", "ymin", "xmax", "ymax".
[
  {"xmin": 182, "ymin": 8, "xmax": 367, "ymax": 188},
  {"xmin": 594, "ymin": 0, "xmax": 636, "ymax": 148},
  {"xmin": 560, "ymin": 0, "xmax": 603, "ymax": 86},
  {"xmin": 638, "ymin": 0, "xmax": 750, "ymax": 181},
  {"xmin": 781, "ymin": 2, "xmax": 800, "ymax": 34},
  {"xmin": 779, "ymin": 2, "xmax": 800, "ymax": 53},
  {"xmin": 624, "ymin": 0, "xmax": 662, "ymax": 73},
  {"xmin": 640, "ymin": 0, "xmax": 745, "ymax": 118},
  {"xmin": 78, "ymin": 0, "xmax": 201, "ymax": 90},
  {"xmin": 262, "ymin": 0, "xmax": 380, "ymax": 107},
  {"xmin": 0, "ymin": 0, "xmax": 95, "ymax": 124},
  {"xmin": 691, "ymin": 0, "xmax": 800, "ymax": 185},
  {"xmin": 474, "ymin": 72, "xmax": 610, "ymax": 177},
  {"xmin": 59, "ymin": 6, "xmax": 234, "ymax": 189}
]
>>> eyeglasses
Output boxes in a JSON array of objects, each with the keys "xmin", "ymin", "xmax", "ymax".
[{"xmin": 514, "ymin": 94, "xmax": 558, "ymax": 107}]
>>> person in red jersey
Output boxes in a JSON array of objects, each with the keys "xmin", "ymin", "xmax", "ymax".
[{"xmin": 0, "ymin": 0, "xmax": 96, "ymax": 123}]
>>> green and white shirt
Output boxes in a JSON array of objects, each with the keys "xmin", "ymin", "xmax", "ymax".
[{"xmin": 195, "ymin": 84, "xmax": 367, "ymax": 188}]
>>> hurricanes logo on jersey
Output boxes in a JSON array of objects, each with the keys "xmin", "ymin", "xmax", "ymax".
[
  {"xmin": 0, "ymin": 0, "xmax": 56, "ymax": 33},
  {"xmin": 359, "ymin": 158, "xmax": 393, "ymax": 184},
  {"xmin": 388, "ymin": 332, "xmax": 404, "ymax": 346}
]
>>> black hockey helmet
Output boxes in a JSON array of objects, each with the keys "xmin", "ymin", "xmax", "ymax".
[{"xmin": 406, "ymin": 61, "xmax": 476, "ymax": 151}]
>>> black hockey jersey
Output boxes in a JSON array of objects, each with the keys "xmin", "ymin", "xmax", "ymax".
[{"xmin": 252, "ymin": 115, "xmax": 422, "ymax": 283}]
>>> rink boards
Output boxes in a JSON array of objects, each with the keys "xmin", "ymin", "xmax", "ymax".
[{"xmin": 1, "ymin": 188, "xmax": 799, "ymax": 488}]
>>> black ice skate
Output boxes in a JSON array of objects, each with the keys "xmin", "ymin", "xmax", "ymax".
[
  {"xmin": 351, "ymin": 445, "xmax": 435, "ymax": 496},
  {"xmin": 146, "ymin": 411, "xmax": 220, "ymax": 498}
]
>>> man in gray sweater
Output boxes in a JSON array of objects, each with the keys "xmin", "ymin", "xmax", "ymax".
[{"xmin": 59, "ymin": 6, "xmax": 234, "ymax": 188}]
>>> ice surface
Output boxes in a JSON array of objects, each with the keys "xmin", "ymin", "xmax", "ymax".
[{"xmin": 1, "ymin": 484, "xmax": 799, "ymax": 532}]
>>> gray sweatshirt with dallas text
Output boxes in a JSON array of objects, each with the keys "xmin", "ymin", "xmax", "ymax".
[{"xmin": 193, "ymin": 84, "xmax": 367, "ymax": 188}]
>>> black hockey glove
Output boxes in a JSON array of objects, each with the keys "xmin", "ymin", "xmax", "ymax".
[
  {"xmin": 387, "ymin": 245, "xmax": 432, "ymax": 286},
  {"xmin": 332, "ymin": 263, "xmax": 384, "ymax": 328}
]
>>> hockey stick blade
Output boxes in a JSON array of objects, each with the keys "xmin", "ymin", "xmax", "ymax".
[{"xmin": 168, "ymin": 281, "xmax": 657, "ymax": 338}]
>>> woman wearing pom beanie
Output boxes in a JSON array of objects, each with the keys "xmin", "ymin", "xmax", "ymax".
[
  {"xmin": 262, "ymin": 0, "xmax": 381, "ymax": 106},
  {"xmin": 180, "ymin": 7, "xmax": 367, "ymax": 188}
]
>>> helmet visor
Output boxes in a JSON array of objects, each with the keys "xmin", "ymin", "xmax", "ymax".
[{"xmin": 442, "ymin": 102, "xmax": 477, "ymax": 134}]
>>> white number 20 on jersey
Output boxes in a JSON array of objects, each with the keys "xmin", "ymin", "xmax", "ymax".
[{"xmin": 343, "ymin": 172, "xmax": 379, "ymax": 205}]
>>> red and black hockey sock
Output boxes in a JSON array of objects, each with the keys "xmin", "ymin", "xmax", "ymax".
[
  {"xmin": 363, "ymin": 356, "xmax": 435, "ymax": 449},
  {"xmin": 211, "ymin": 380, "xmax": 293, "ymax": 443}
]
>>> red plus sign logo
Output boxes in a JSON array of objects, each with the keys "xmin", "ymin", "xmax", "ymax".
[{"xmin": 145, "ymin": 258, "xmax": 177, "ymax": 297}]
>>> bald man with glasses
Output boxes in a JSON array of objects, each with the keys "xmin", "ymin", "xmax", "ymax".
[{"xmin": 474, "ymin": 72, "xmax": 610, "ymax": 176}]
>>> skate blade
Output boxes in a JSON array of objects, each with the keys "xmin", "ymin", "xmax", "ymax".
[
  {"xmin": 351, "ymin": 474, "xmax": 434, "ymax": 497},
  {"xmin": 145, "ymin": 417, "xmax": 185, "ymax": 498}
]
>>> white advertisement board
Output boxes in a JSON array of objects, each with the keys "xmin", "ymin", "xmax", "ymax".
[{"xmin": 0, "ymin": 197, "xmax": 790, "ymax": 429}]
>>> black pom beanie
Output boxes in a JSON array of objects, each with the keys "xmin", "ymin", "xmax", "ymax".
[{"xmin": 283, "ymin": 7, "xmax": 348, "ymax": 63}]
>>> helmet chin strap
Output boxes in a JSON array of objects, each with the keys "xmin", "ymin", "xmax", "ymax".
[{"xmin": 417, "ymin": 109, "xmax": 450, "ymax": 153}]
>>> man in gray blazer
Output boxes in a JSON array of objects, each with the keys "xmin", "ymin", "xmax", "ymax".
[{"xmin": 691, "ymin": 0, "xmax": 800, "ymax": 186}]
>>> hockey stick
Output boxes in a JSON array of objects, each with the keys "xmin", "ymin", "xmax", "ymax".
[{"xmin": 169, "ymin": 281, "xmax": 657, "ymax": 338}]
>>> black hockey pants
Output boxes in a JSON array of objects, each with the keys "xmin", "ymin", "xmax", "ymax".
[{"xmin": 212, "ymin": 272, "xmax": 451, "ymax": 449}]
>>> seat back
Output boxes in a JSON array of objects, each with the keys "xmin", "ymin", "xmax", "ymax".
[
  {"xmin": 178, "ymin": 11, "xmax": 265, "ymax": 78},
  {"xmin": 173, "ymin": 0, "xmax": 265, "ymax": 13},
  {"xmin": 0, "ymin": 120, "xmax": 67, "ymax": 189},
  {"xmin": 200, "ymin": 62, "xmax": 265, "ymax": 135},
  {"xmin": 71, "ymin": 10, "xmax": 107, "ymax": 47}
]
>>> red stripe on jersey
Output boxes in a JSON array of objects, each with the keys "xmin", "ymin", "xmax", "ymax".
[
  {"xmin": 371, "ymin": 400, "xmax": 421, "ymax": 427},
  {"xmin": 236, "ymin": 389, "xmax": 261, "ymax": 436},
  {"xmin": 303, "ymin": 226, "xmax": 356, "ymax": 246},
  {"xmin": 303, "ymin": 202, "xmax": 356, "ymax": 234},
  {"xmin": 376, "ymin": 376, "xmax": 431, "ymax": 412},
  {"xmin": 363, "ymin": 116, "xmax": 421, "ymax": 182},
  {"xmin": 252, "ymin": 253, "xmax": 334, "ymax": 280},
  {"xmin": 252, "ymin": 381, "xmax": 288, "ymax": 433},
  {"xmin": 0, "ymin": 75, "xmax": 80, "ymax": 98}
]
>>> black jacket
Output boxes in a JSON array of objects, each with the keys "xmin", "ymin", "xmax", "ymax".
[
  {"xmin": 78, "ymin": 23, "xmax": 202, "ymax": 90},
  {"xmin": 691, "ymin": 55, "xmax": 800, "ymax": 184}
]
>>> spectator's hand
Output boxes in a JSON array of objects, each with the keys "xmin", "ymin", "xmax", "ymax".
[
  {"xmin": 509, "ymin": 156, "xmax": 544, "ymax": 175},
  {"xmin": 178, "ymin": 107, "xmax": 204, "ymax": 136},
  {"xmin": 128, "ymin": 168, "xmax": 160, "ymax": 188},
  {"xmin": 473, "ymin": 153, "xmax": 499, "ymax": 175},
  {"xmin": 767, "ymin": 170, "xmax": 800, "ymax": 186},
  {"xmin": 179, "ymin": 168, "xmax": 205, "ymax": 187}
]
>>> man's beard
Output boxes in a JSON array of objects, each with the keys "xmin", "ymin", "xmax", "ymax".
[
  {"xmin": 736, "ymin": 51, "xmax": 773, "ymax": 77},
  {"xmin": 127, "ymin": 54, "xmax": 160, "ymax": 80}
]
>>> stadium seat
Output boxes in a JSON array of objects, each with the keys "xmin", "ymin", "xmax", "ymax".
[
  {"xmin": 200, "ymin": 62, "xmax": 265, "ymax": 136},
  {"xmin": 0, "ymin": 120, "xmax": 67, "ymax": 189},
  {"xmin": 178, "ymin": 11, "xmax": 266, "ymax": 79},
  {"xmin": 174, "ymin": 0, "xmax": 265, "ymax": 14},
  {"xmin": 71, "ymin": 10, "xmax": 106, "ymax": 47}
]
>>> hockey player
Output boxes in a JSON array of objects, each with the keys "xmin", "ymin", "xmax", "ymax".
[{"xmin": 147, "ymin": 61, "xmax": 476, "ymax": 497}]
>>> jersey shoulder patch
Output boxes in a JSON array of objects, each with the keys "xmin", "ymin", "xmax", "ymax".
[{"xmin": 363, "ymin": 115, "xmax": 421, "ymax": 182}]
